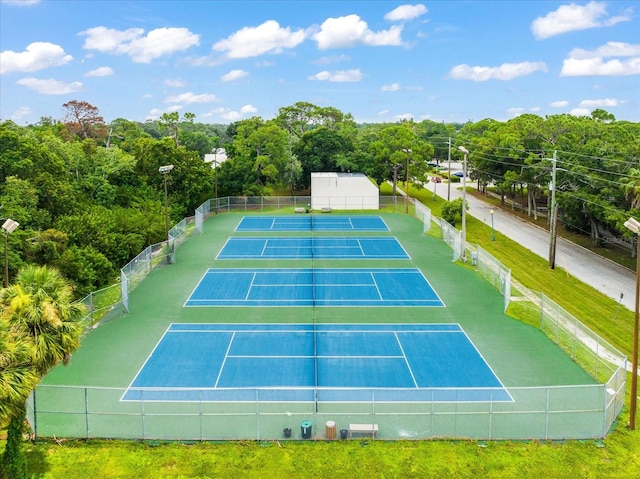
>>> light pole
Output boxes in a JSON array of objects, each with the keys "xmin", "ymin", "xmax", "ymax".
[
  {"xmin": 490, "ymin": 209, "xmax": 495, "ymax": 241},
  {"xmin": 159, "ymin": 165, "xmax": 174, "ymax": 244},
  {"xmin": 2, "ymin": 218, "xmax": 19, "ymax": 288},
  {"xmin": 212, "ymin": 149, "xmax": 219, "ymax": 214},
  {"xmin": 624, "ymin": 216, "xmax": 640, "ymax": 430},
  {"xmin": 457, "ymin": 146, "xmax": 469, "ymax": 261},
  {"xmin": 402, "ymin": 149, "xmax": 412, "ymax": 214}
]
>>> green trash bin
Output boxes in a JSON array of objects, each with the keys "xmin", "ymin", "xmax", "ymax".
[{"xmin": 301, "ymin": 421, "xmax": 312, "ymax": 439}]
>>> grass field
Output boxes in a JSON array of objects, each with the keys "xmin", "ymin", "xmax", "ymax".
[{"xmin": 3, "ymin": 187, "xmax": 639, "ymax": 477}]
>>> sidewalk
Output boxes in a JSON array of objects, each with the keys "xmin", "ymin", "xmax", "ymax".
[{"xmin": 432, "ymin": 181, "xmax": 635, "ymax": 311}]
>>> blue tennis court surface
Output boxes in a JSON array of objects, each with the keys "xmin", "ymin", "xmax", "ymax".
[
  {"xmin": 185, "ymin": 268, "xmax": 444, "ymax": 307},
  {"xmin": 217, "ymin": 237, "xmax": 409, "ymax": 259},
  {"xmin": 122, "ymin": 323, "xmax": 511, "ymax": 403},
  {"xmin": 235, "ymin": 215, "xmax": 389, "ymax": 231}
]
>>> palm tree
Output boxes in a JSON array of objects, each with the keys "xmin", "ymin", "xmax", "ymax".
[
  {"xmin": 0, "ymin": 317, "xmax": 38, "ymax": 479},
  {"xmin": 0, "ymin": 317, "xmax": 38, "ymax": 424},
  {"xmin": 0, "ymin": 265, "xmax": 86, "ymax": 479}
]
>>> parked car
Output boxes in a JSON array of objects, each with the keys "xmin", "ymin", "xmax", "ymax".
[{"xmin": 452, "ymin": 171, "xmax": 465, "ymax": 178}]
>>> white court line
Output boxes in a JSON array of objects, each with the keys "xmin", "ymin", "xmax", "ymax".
[
  {"xmin": 214, "ymin": 331, "xmax": 235, "ymax": 388},
  {"xmin": 260, "ymin": 238, "xmax": 268, "ymax": 257},
  {"xmin": 395, "ymin": 331, "xmax": 419, "ymax": 388},
  {"xmin": 246, "ymin": 272, "xmax": 257, "ymax": 301},
  {"xmin": 369, "ymin": 272, "xmax": 384, "ymax": 300}
]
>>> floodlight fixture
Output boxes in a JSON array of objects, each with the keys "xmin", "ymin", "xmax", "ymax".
[
  {"xmin": 624, "ymin": 217, "xmax": 640, "ymax": 234},
  {"xmin": 2, "ymin": 218, "xmax": 19, "ymax": 287},
  {"xmin": 2, "ymin": 218, "xmax": 19, "ymax": 234},
  {"xmin": 158, "ymin": 164, "xmax": 174, "ymax": 174}
]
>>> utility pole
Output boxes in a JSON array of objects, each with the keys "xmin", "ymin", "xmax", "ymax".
[{"xmin": 548, "ymin": 150, "xmax": 558, "ymax": 269}]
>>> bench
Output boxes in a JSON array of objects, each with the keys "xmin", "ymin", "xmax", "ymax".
[
  {"xmin": 294, "ymin": 207, "xmax": 305, "ymax": 213},
  {"xmin": 349, "ymin": 423, "xmax": 378, "ymax": 438},
  {"xmin": 321, "ymin": 207, "xmax": 332, "ymax": 213}
]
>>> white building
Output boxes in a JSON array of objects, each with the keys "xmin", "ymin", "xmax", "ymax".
[{"xmin": 311, "ymin": 172, "xmax": 379, "ymax": 210}]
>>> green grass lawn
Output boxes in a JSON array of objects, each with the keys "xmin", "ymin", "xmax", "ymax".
[{"xmin": 3, "ymin": 186, "xmax": 639, "ymax": 478}]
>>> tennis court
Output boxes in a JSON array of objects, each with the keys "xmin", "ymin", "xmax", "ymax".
[
  {"xmin": 184, "ymin": 268, "xmax": 444, "ymax": 307},
  {"xmin": 35, "ymin": 211, "xmax": 609, "ymax": 441},
  {"xmin": 122, "ymin": 323, "xmax": 511, "ymax": 403},
  {"xmin": 235, "ymin": 215, "xmax": 389, "ymax": 231},
  {"xmin": 217, "ymin": 236, "xmax": 409, "ymax": 259}
]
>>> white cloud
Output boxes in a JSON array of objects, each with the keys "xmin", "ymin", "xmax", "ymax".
[
  {"xmin": 381, "ymin": 82, "xmax": 400, "ymax": 91},
  {"xmin": 308, "ymin": 69, "xmax": 363, "ymax": 82},
  {"xmin": 377, "ymin": 109, "xmax": 390, "ymax": 116},
  {"xmin": 393, "ymin": 113, "xmax": 414, "ymax": 121},
  {"xmin": 80, "ymin": 26, "xmax": 200, "ymax": 63},
  {"xmin": 561, "ymin": 42, "xmax": 640, "ymax": 76},
  {"xmin": 17, "ymin": 77, "xmax": 82, "ymax": 94},
  {"xmin": 203, "ymin": 105, "xmax": 257, "ymax": 121},
  {"xmin": 313, "ymin": 14, "xmax": 403, "ymax": 49},
  {"xmin": 531, "ymin": 1, "xmax": 631, "ymax": 40},
  {"xmin": 507, "ymin": 107, "xmax": 526, "ymax": 117},
  {"xmin": 568, "ymin": 41, "xmax": 640, "ymax": 60},
  {"xmin": 550, "ymin": 100, "xmax": 569, "ymax": 108},
  {"xmin": 213, "ymin": 20, "xmax": 305, "ymax": 59},
  {"xmin": 146, "ymin": 108, "xmax": 163, "ymax": 121},
  {"xmin": 384, "ymin": 4, "xmax": 428, "ymax": 22},
  {"xmin": 449, "ymin": 61, "xmax": 547, "ymax": 81},
  {"xmin": 221, "ymin": 110, "xmax": 242, "ymax": 121},
  {"xmin": 0, "ymin": 42, "xmax": 73, "ymax": 74},
  {"xmin": 570, "ymin": 107, "xmax": 591, "ymax": 116},
  {"xmin": 562, "ymin": 58, "xmax": 640, "ymax": 76},
  {"xmin": 221, "ymin": 69, "xmax": 248, "ymax": 82},
  {"xmin": 9, "ymin": 106, "xmax": 32, "ymax": 121},
  {"xmin": 240, "ymin": 104, "xmax": 257, "ymax": 113},
  {"xmin": 165, "ymin": 91, "xmax": 217, "ymax": 104},
  {"xmin": 164, "ymin": 78, "xmax": 186, "ymax": 87},
  {"xmin": 579, "ymin": 98, "xmax": 620, "ymax": 108},
  {"xmin": 85, "ymin": 66, "xmax": 113, "ymax": 77}
]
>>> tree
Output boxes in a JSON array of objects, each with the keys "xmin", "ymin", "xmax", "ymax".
[
  {"xmin": 62, "ymin": 100, "xmax": 106, "ymax": 141},
  {"xmin": 368, "ymin": 123, "xmax": 433, "ymax": 196},
  {"xmin": 441, "ymin": 197, "xmax": 466, "ymax": 226},
  {"xmin": 0, "ymin": 316, "xmax": 37, "ymax": 479},
  {"xmin": 159, "ymin": 112, "xmax": 195, "ymax": 147},
  {"xmin": 0, "ymin": 265, "xmax": 86, "ymax": 479},
  {"xmin": 283, "ymin": 154, "xmax": 303, "ymax": 194}
]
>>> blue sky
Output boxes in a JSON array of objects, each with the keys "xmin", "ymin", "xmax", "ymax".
[{"xmin": 1, "ymin": 0, "xmax": 638, "ymax": 125}]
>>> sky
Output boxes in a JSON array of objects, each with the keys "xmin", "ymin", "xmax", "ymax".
[{"xmin": 1, "ymin": 0, "xmax": 639, "ymax": 126}]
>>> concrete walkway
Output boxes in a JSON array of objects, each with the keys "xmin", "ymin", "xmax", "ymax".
[{"xmin": 420, "ymin": 180, "xmax": 635, "ymax": 312}]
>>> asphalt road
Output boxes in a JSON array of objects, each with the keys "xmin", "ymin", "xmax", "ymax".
[{"xmin": 428, "ymin": 180, "xmax": 636, "ymax": 312}]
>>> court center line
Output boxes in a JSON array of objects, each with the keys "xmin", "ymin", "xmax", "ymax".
[
  {"xmin": 394, "ymin": 332, "xmax": 419, "ymax": 388},
  {"xmin": 356, "ymin": 238, "xmax": 365, "ymax": 256},
  {"xmin": 260, "ymin": 239, "xmax": 268, "ymax": 257},
  {"xmin": 214, "ymin": 331, "xmax": 235, "ymax": 388}
]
